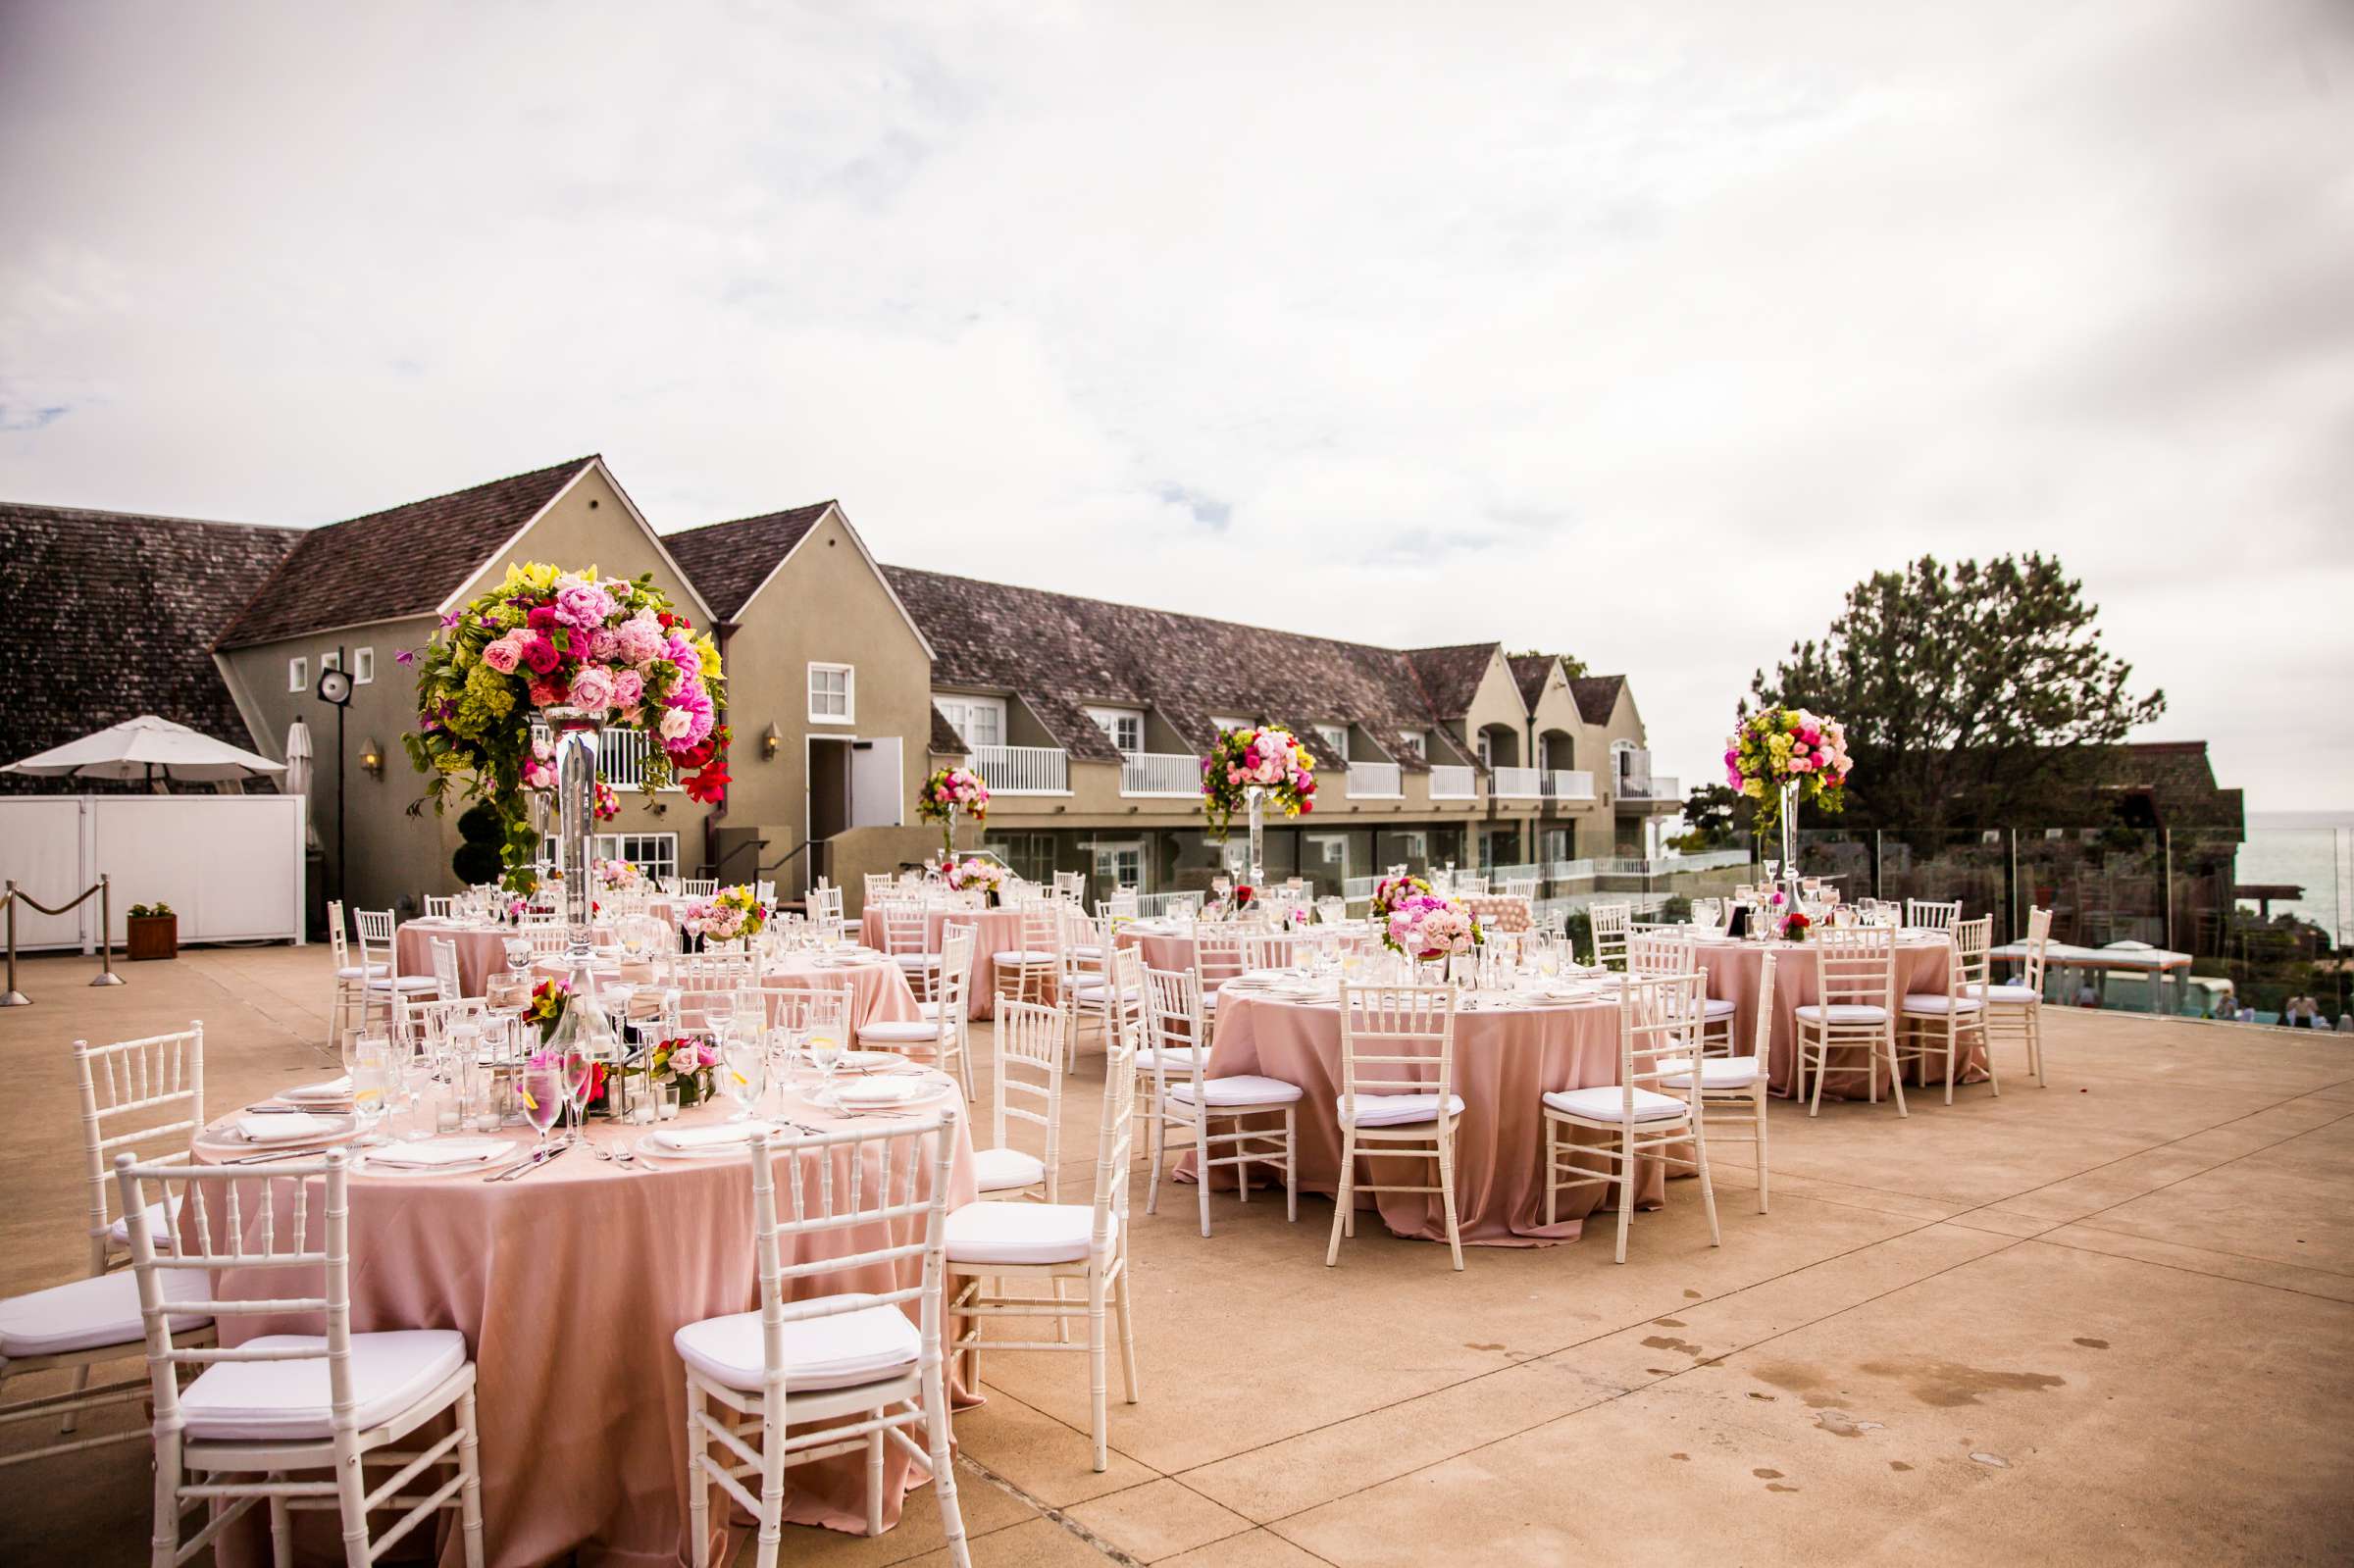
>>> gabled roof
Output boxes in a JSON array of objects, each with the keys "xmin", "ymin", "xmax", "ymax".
[
  {"xmin": 1, "ymin": 503, "xmax": 301, "ymax": 789},
  {"xmin": 214, "ymin": 457, "xmax": 595, "ymax": 649},
  {"xmin": 1570, "ymin": 675, "xmax": 1626, "ymax": 726},
  {"xmin": 1508, "ymin": 654, "xmax": 1556, "ymax": 713},
  {"xmin": 1405, "ymin": 643, "xmax": 1499, "ymax": 720},
  {"xmin": 928, "ymin": 705, "xmax": 969, "ymax": 756},
  {"xmin": 883, "ymin": 566, "xmax": 1456, "ymax": 768},
  {"xmin": 661, "ymin": 501, "xmax": 834, "ymax": 623}
]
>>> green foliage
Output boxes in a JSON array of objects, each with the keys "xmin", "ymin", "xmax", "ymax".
[
  {"xmin": 1510, "ymin": 650, "xmax": 1589, "ymax": 679},
  {"xmin": 452, "ymin": 840, "xmax": 505, "ymax": 885},
  {"xmin": 456, "ymin": 802, "xmax": 505, "ymax": 845},
  {"xmin": 1671, "ymin": 782, "xmax": 1743, "ymax": 853},
  {"xmin": 128, "ymin": 902, "xmax": 173, "ymax": 918},
  {"xmin": 1752, "ymin": 553, "xmax": 2164, "ymax": 832}
]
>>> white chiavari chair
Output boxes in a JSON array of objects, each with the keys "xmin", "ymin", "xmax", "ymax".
[
  {"xmin": 1501, "ymin": 877, "xmax": 1538, "ymax": 900},
  {"xmin": 878, "ymin": 899, "xmax": 941, "ymax": 1001},
  {"xmin": 431, "ymin": 936, "xmax": 464, "ymax": 1006},
  {"xmin": 947, "ymin": 1030, "xmax": 1141, "ymax": 1473},
  {"xmin": 679, "ymin": 878, "xmax": 720, "ymax": 899},
  {"xmin": 1192, "ymin": 927, "xmax": 1248, "ymax": 1024},
  {"xmin": 1329, "ymin": 985, "xmax": 1464, "ymax": 1271},
  {"xmin": 972, "ymin": 998, "xmax": 1064, "ymax": 1202},
  {"xmin": 1972, "ymin": 905, "xmax": 2052, "ymax": 1086},
  {"xmin": 863, "ymin": 872, "xmax": 897, "ymax": 904},
  {"xmin": 521, "ymin": 919, "xmax": 570, "ymax": 961},
  {"xmin": 856, "ymin": 925, "xmax": 978, "ymax": 1100},
  {"xmin": 116, "ymin": 1152, "xmax": 485, "ymax": 1564},
  {"xmin": 677, "ymin": 1119, "xmax": 969, "ymax": 1568},
  {"xmin": 355, "ymin": 908, "xmax": 440, "ymax": 1034},
  {"xmin": 1659, "ymin": 952, "xmax": 1773, "ymax": 1214},
  {"xmin": 1106, "ymin": 887, "xmax": 1140, "ymax": 922},
  {"xmin": 1630, "ymin": 928, "xmax": 1736, "ymax": 1053},
  {"xmin": 990, "ymin": 902, "xmax": 1063, "ymax": 1013},
  {"xmin": 1239, "ymin": 930, "xmax": 1313, "ymax": 972},
  {"xmin": 1142, "ymin": 966, "xmax": 1299, "ymax": 1239},
  {"xmin": 1052, "ymin": 870, "xmax": 1086, "ymax": 901},
  {"xmin": 423, "ymin": 895, "xmax": 455, "ymax": 919},
  {"xmin": 1905, "ymin": 897, "xmax": 1962, "ymax": 934},
  {"xmin": 1901, "ymin": 914, "xmax": 1998, "ymax": 1105},
  {"xmin": 1588, "ymin": 901, "xmax": 1632, "ymax": 971},
  {"xmin": 1453, "ymin": 874, "xmax": 1489, "ymax": 896},
  {"xmin": 1796, "ymin": 927, "xmax": 1904, "ymax": 1118},
  {"xmin": 1544, "ymin": 972, "xmax": 1721, "ymax": 1262},
  {"xmin": 1069, "ymin": 936, "xmax": 1144, "ymax": 1072},
  {"xmin": 324, "ymin": 901, "xmax": 380, "ymax": 1050},
  {"xmin": 807, "ymin": 883, "xmax": 847, "ymax": 942}
]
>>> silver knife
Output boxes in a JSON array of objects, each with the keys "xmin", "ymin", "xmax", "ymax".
[{"xmin": 498, "ymin": 1142, "xmax": 573, "ymax": 1181}]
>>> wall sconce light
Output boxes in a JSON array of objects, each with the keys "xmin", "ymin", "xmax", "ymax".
[
  {"xmin": 359, "ymin": 738, "xmax": 384, "ymax": 778},
  {"xmin": 762, "ymin": 723, "xmax": 781, "ymax": 761}
]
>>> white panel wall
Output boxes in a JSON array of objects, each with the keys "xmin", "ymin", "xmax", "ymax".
[{"xmin": 0, "ymin": 795, "xmax": 306, "ymax": 951}]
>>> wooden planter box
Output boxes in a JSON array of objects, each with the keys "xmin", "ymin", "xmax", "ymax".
[{"xmin": 126, "ymin": 915, "xmax": 179, "ymax": 962}]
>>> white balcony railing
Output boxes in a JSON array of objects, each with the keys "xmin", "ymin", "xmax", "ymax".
[
  {"xmin": 1346, "ymin": 762, "xmax": 1402, "ymax": 798},
  {"xmin": 1491, "ymin": 766, "xmax": 1542, "ymax": 798},
  {"xmin": 1545, "ymin": 858, "xmax": 1598, "ymax": 882},
  {"xmin": 1616, "ymin": 773, "xmax": 1680, "ymax": 802},
  {"xmin": 530, "ymin": 724, "xmax": 678, "ymax": 790},
  {"xmin": 1429, "ymin": 765, "xmax": 1476, "ymax": 799},
  {"xmin": 1541, "ymin": 769, "xmax": 1596, "ymax": 801},
  {"xmin": 1120, "ymin": 751, "xmax": 1200, "ymax": 796},
  {"xmin": 970, "ymin": 744, "xmax": 1070, "ymax": 795}
]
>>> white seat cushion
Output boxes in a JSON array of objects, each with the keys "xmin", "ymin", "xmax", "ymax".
[
  {"xmin": 916, "ymin": 999, "xmax": 950, "ymax": 1020},
  {"xmin": 971, "ymin": 1146, "xmax": 1048, "ymax": 1192},
  {"xmin": 855, "ymin": 1020, "xmax": 947, "ymax": 1044},
  {"xmin": 1073, "ymin": 982, "xmax": 1141, "ymax": 1004},
  {"xmin": 1168, "ymin": 1074, "xmax": 1303, "ymax": 1108},
  {"xmin": 1071, "ymin": 944, "xmax": 1103, "ymax": 960},
  {"xmin": 334, "ymin": 964, "xmax": 388, "ymax": 981},
  {"xmin": 1656, "ymin": 1057, "xmax": 1762, "ymax": 1090},
  {"xmin": 1339, "ymin": 1090, "xmax": 1465, "ymax": 1128},
  {"xmin": 0, "ymin": 1267, "xmax": 212, "ymax": 1358},
  {"xmin": 1966, "ymin": 983, "xmax": 2040, "ymax": 1004},
  {"xmin": 1136, "ymin": 1045, "xmax": 1203, "ymax": 1073},
  {"xmin": 1794, "ymin": 1003, "xmax": 1889, "ymax": 1024},
  {"xmin": 1200, "ymin": 989, "xmax": 1222, "ymax": 1012},
  {"xmin": 1542, "ymin": 1086, "xmax": 1690, "ymax": 1122},
  {"xmin": 1703, "ymin": 997, "xmax": 1738, "ymax": 1020},
  {"xmin": 365, "ymin": 975, "xmax": 440, "ymax": 993},
  {"xmin": 890, "ymin": 953, "xmax": 938, "ymax": 970},
  {"xmin": 674, "ymin": 1293, "xmax": 919, "ymax": 1393},
  {"xmin": 180, "ymin": 1329, "xmax": 465, "ymax": 1441},
  {"xmin": 107, "ymin": 1195, "xmax": 180, "ymax": 1251},
  {"xmin": 993, "ymin": 950, "xmax": 1059, "ymax": 967},
  {"xmin": 1901, "ymin": 994, "xmax": 1985, "ymax": 1015},
  {"xmin": 945, "ymin": 1201, "xmax": 1113, "ymax": 1266}
]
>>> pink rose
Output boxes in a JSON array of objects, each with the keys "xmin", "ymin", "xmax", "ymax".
[
  {"xmin": 569, "ymin": 666, "xmax": 616, "ymax": 713},
  {"xmin": 523, "ymin": 635, "xmax": 559, "ymax": 675},
  {"xmin": 611, "ymin": 669, "xmax": 644, "ymax": 708},
  {"xmin": 481, "ymin": 636, "xmax": 522, "ymax": 674}
]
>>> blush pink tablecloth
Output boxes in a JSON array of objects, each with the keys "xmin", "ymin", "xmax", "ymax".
[
  {"xmin": 1694, "ymin": 935, "xmax": 1985, "ymax": 1099},
  {"xmin": 397, "ymin": 921, "xmax": 518, "ymax": 998},
  {"xmin": 193, "ymin": 1105, "xmax": 978, "ymax": 1568},
  {"xmin": 1203, "ymin": 993, "xmax": 1669, "ymax": 1247},
  {"xmin": 857, "ymin": 906, "xmax": 1037, "ymax": 1020},
  {"xmin": 1113, "ymin": 924, "xmax": 1198, "ymax": 976}
]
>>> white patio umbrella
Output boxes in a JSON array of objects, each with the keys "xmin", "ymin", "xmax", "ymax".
[
  {"xmin": 282, "ymin": 718, "xmax": 313, "ymax": 798},
  {"xmin": 5, "ymin": 714, "xmax": 287, "ymax": 785}
]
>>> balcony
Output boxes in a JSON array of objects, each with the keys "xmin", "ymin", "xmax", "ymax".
[
  {"xmin": 1615, "ymin": 773, "xmax": 1681, "ymax": 803},
  {"xmin": 531, "ymin": 724, "xmax": 678, "ymax": 790},
  {"xmin": 970, "ymin": 744, "xmax": 1070, "ymax": 795},
  {"xmin": 1120, "ymin": 751, "xmax": 1201, "ymax": 797},
  {"xmin": 1429, "ymin": 766, "xmax": 1476, "ymax": 799},
  {"xmin": 1345, "ymin": 762, "xmax": 1402, "ymax": 798},
  {"xmin": 1490, "ymin": 766, "xmax": 1543, "ymax": 798},
  {"xmin": 1540, "ymin": 769, "xmax": 1596, "ymax": 801}
]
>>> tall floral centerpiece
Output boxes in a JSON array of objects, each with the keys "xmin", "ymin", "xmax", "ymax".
[
  {"xmin": 683, "ymin": 885, "xmax": 769, "ymax": 946},
  {"xmin": 1379, "ymin": 885, "xmax": 1485, "ymax": 968},
  {"xmin": 917, "ymin": 766, "xmax": 991, "ymax": 861},
  {"xmin": 1200, "ymin": 726, "xmax": 1316, "ymax": 886},
  {"xmin": 1724, "ymin": 705, "xmax": 1850, "ymax": 908},
  {"xmin": 406, "ymin": 564, "xmax": 731, "ymax": 1092}
]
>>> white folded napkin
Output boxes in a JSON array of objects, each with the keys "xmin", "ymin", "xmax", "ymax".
[
  {"xmin": 647, "ymin": 1123, "xmax": 756, "ymax": 1155},
  {"xmin": 837, "ymin": 1077, "xmax": 925, "ymax": 1107},
  {"xmin": 236, "ymin": 1111, "xmax": 333, "ymax": 1144},
  {"xmin": 364, "ymin": 1138, "xmax": 508, "ymax": 1170},
  {"xmin": 281, "ymin": 1076, "xmax": 353, "ymax": 1104}
]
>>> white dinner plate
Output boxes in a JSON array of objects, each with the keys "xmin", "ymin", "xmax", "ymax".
[{"xmin": 353, "ymin": 1138, "xmax": 521, "ymax": 1176}]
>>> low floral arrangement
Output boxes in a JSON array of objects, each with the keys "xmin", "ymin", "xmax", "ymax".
[
  {"xmin": 404, "ymin": 563, "xmax": 730, "ymax": 890},
  {"xmin": 944, "ymin": 856, "xmax": 1009, "ymax": 900},
  {"xmin": 1724, "ymin": 705, "xmax": 1850, "ymax": 835},
  {"xmin": 1779, "ymin": 908, "xmax": 1814, "ymax": 942},
  {"xmin": 642, "ymin": 1036, "xmax": 720, "ymax": 1106},
  {"xmin": 1383, "ymin": 890, "xmax": 1486, "ymax": 961},
  {"xmin": 1200, "ymin": 726, "xmax": 1315, "ymax": 840},
  {"xmin": 916, "ymin": 766, "xmax": 991, "ymax": 857},
  {"xmin": 684, "ymin": 885, "xmax": 768, "ymax": 943},
  {"xmin": 526, "ymin": 977, "xmax": 570, "ymax": 1043},
  {"xmin": 594, "ymin": 857, "xmax": 640, "ymax": 890},
  {"xmin": 593, "ymin": 780, "xmax": 620, "ymax": 821}
]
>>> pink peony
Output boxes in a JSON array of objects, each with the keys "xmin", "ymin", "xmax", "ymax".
[
  {"xmin": 611, "ymin": 669, "xmax": 644, "ymax": 708},
  {"xmin": 615, "ymin": 614, "xmax": 666, "ymax": 667},
  {"xmin": 556, "ymin": 582, "xmax": 615, "ymax": 631},
  {"xmin": 664, "ymin": 635, "xmax": 701, "ymax": 677},
  {"xmin": 482, "ymin": 636, "xmax": 523, "ymax": 675},
  {"xmin": 568, "ymin": 666, "xmax": 616, "ymax": 713}
]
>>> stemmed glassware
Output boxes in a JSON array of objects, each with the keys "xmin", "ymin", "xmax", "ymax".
[
  {"xmin": 803, "ymin": 991, "xmax": 848, "ymax": 1108},
  {"xmin": 720, "ymin": 1028, "xmax": 769, "ymax": 1122},
  {"xmin": 346, "ymin": 1032, "xmax": 392, "ymax": 1146},
  {"xmin": 519, "ymin": 1054, "xmax": 566, "ymax": 1153}
]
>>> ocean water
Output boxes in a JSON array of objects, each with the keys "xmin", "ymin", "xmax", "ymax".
[{"xmin": 2239, "ymin": 812, "xmax": 2352, "ymax": 945}]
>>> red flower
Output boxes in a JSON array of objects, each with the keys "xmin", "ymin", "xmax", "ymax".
[
  {"xmin": 675, "ymin": 737, "xmax": 716, "ymax": 770},
  {"xmin": 684, "ymin": 766, "xmax": 730, "ymax": 805},
  {"xmin": 656, "ymin": 611, "xmax": 676, "ymax": 629}
]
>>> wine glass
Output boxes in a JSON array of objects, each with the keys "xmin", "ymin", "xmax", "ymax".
[
  {"xmin": 720, "ymin": 1030, "xmax": 769, "ymax": 1122},
  {"xmin": 346, "ymin": 1033, "xmax": 392, "ymax": 1146},
  {"xmin": 519, "ymin": 1055, "xmax": 566, "ymax": 1153},
  {"xmin": 804, "ymin": 995, "xmax": 847, "ymax": 1108}
]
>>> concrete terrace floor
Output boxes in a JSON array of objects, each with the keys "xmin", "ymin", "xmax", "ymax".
[{"xmin": 2, "ymin": 944, "xmax": 2350, "ymax": 1567}]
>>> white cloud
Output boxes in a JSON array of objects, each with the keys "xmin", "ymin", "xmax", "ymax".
[{"xmin": 4, "ymin": 0, "xmax": 2350, "ymax": 807}]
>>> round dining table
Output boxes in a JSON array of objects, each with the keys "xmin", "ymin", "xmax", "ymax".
[
  {"xmin": 1690, "ymin": 931, "xmax": 1982, "ymax": 1099},
  {"xmin": 856, "ymin": 904, "xmax": 1035, "ymax": 1019},
  {"xmin": 1203, "ymin": 987, "xmax": 1671, "ymax": 1248},
  {"xmin": 189, "ymin": 1093, "xmax": 978, "ymax": 1568},
  {"xmin": 516, "ymin": 950, "xmax": 924, "ymax": 1033}
]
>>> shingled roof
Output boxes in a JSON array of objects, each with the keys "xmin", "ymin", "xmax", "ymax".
[
  {"xmin": 661, "ymin": 502, "xmax": 834, "ymax": 623},
  {"xmin": 213, "ymin": 457, "xmax": 594, "ymax": 649},
  {"xmin": 883, "ymin": 567, "xmax": 1457, "ymax": 767},
  {"xmin": 1508, "ymin": 654, "xmax": 1556, "ymax": 712},
  {"xmin": 1405, "ymin": 643, "xmax": 1499, "ymax": 720},
  {"xmin": 1569, "ymin": 675, "xmax": 1626, "ymax": 725},
  {"xmin": 1, "ymin": 503, "xmax": 301, "ymax": 791},
  {"xmin": 928, "ymin": 706, "xmax": 968, "ymax": 756}
]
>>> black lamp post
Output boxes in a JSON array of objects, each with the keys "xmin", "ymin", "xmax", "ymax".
[{"xmin": 316, "ymin": 659, "xmax": 353, "ymax": 904}]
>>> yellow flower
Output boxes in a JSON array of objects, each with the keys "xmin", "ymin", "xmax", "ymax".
[
  {"xmin": 691, "ymin": 632, "xmax": 723, "ymax": 683},
  {"xmin": 1741, "ymin": 779, "xmax": 1764, "ymax": 798}
]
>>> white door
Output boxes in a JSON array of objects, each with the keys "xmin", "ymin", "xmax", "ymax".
[{"xmin": 849, "ymin": 738, "xmax": 903, "ymax": 828}]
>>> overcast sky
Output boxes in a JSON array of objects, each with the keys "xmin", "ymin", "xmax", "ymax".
[{"xmin": 4, "ymin": 0, "xmax": 2348, "ymax": 811}]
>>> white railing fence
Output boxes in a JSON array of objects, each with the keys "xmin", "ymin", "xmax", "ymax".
[
  {"xmin": 971, "ymin": 745, "xmax": 1070, "ymax": 794},
  {"xmin": 1428, "ymin": 766, "xmax": 1476, "ymax": 799},
  {"xmin": 1119, "ymin": 751, "xmax": 1200, "ymax": 796},
  {"xmin": 1541, "ymin": 769, "xmax": 1596, "ymax": 801},
  {"xmin": 1491, "ymin": 767, "xmax": 1542, "ymax": 797},
  {"xmin": 1346, "ymin": 762, "xmax": 1402, "ymax": 798}
]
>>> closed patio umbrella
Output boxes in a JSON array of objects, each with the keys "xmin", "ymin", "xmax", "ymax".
[
  {"xmin": 282, "ymin": 718, "xmax": 313, "ymax": 798},
  {"xmin": 5, "ymin": 714, "xmax": 287, "ymax": 785}
]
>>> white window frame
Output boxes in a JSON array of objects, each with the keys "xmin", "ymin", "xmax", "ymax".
[
  {"xmin": 353, "ymin": 646, "xmax": 376, "ymax": 685},
  {"xmin": 320, "ymin": 650, "xmax": 339, "ymax": 672},
  {"xmin": 287, "ymin": 656, "xmax": 308, "ymax": 693},
  {"xmin": 808, "ymin": 662, "xmax": 855, "ymax": 725},
  {"xmin": 937, "ymin": 695, "xmax": 1006, "ymax": 750},
  {"xmin": 1398, "ymin": 730, "xmax": 1425, "ymax": 759},
  {"xmin": 1086, "ymin": 705, "xmax": 1146, "ymax": 755},
  {"xmin": 1093, "ymin": 838, "xmax": 1144, "ymax": 890},
  {"xmin": 1211, "ymin": 715, "xmax": 1251, "ymax": 733},
  {"xmin": 1314, "ymin": 724, "xmax": 1349, "ymax": 762},
  {"xmin": 1476, "ymin": 731, "xmax": 1492, "ymax": 769}
]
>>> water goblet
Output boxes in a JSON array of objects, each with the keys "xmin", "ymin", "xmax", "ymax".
[
  {"xmin": 518, "ymin": 1055, "xmax": 566, "ymax": 1153},
  {"xmin": 720, "ymin": 1030, "xmax": 769, "ymax": 1122}
]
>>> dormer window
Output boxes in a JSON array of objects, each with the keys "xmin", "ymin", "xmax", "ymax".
[
  {"xmin": 1086, "ymin": 706, "xmax": 1144, "ymax": 754},
  {"xmin": 1313, "ymin": 724, "xmax": 1348, "ymax": 762},
  {"xmin": 1211, "ymin": 715, "xmax": 1250, "ymax": 733},
  {"xmin": 1399, "ymin": 729, "xmax": 1425, "ymax": 758}
]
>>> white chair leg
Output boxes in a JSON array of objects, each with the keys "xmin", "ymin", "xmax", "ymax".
[
  {"xmin": 269, "ymin": 1490, "xmax": 293, "ymax": 1568},
  {"xmin": 1145, "ymin": 1086, "xmax": 1165, "ymax": 1216},
  {"xmin": 1326, "ymin": 1129, "xmax": 1357, "ymax": 1266},
  {"xmin": 457, "ymin": 1388, "xmax": 486, "ymax": 1567},
  {"xmin": 865, "ymin": 1407, "xmax": 885, "ymax": 1536},
  {"xmin": 1544, "ymin": 1119, "xmax": 1560, "ymax": 1228},
  {"xmin": 685, "ymin": 1375, "xmax": 710, "ymax": 1568},
  {"xmin": 1114, "ymin": 1263, "xmax": 1140, "ymax": 1404},
  {"xmin": 1754, "ymin": 1087, "xmax": 1770, "ymax": 1215},
  {"xmin": 1088, "ymin": 1268, "xmax": 1110, "ymax": 1472},
  {"xmin": 1437, "ymin": 1129, "xmax": 1465, "ymax": 1273},
  {"xmin": 1196, "ymin": 1113, "xmax": 1212, "ymax": 1239},
  {"xmin": 1884, "ymin": 1030, "xmax": 1909, "ymax": 1117},
  {"xmin": 1614, "ymin": 1140, "xmax": 1634, "ymax": 1264},
  {"xmin": 1284, "ymin": 1108, "xmax": 1299, "ymax": 1223},
  {"xmin": 760, "ymin": 1396, "xmax": 789, "ymax": 1567},
  {"xmin": 1692, "ymin": 1119, "xmax": 1721, "ymax": 1247},
  {"xmin": 925, "ymin": 1355, "xmax": 974, "ymax": 1568}
]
